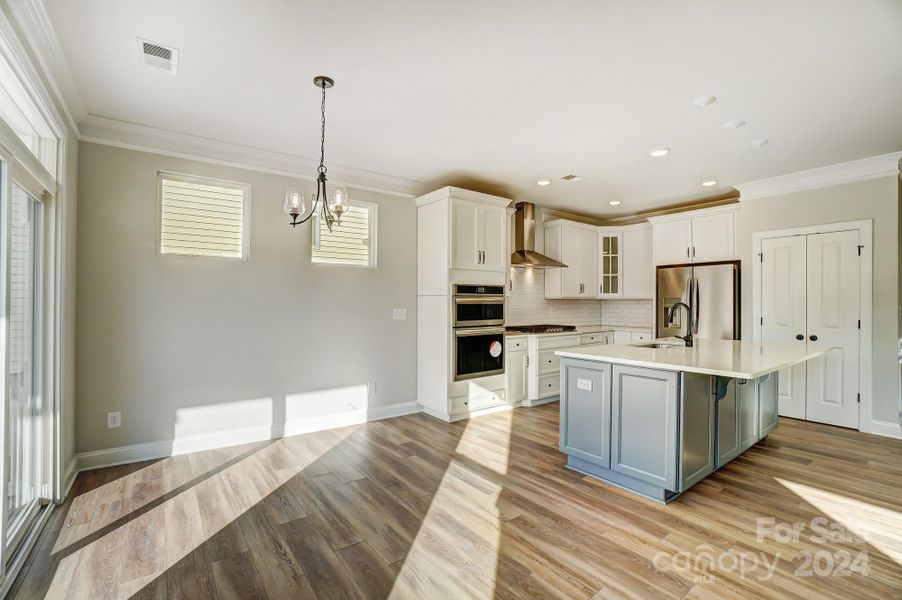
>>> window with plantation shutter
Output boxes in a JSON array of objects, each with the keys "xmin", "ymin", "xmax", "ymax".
[
  {"xmin": 312, "ymin": 201, "xmax": 376, "ymax": 267},
  {"xmin": 158, "ymin": 173, "xmax": 249, "ymax": 259}
]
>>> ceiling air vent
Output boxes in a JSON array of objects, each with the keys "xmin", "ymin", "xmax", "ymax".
[
  {"xmin": 138, "ymin": 38, "xmax": 178, "ymax": 74},
  {"xmin": 560, "ymin": 174, "xmax": 585, "ymax": 182}
]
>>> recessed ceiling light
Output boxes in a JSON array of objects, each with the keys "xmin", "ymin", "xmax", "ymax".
[
  {"xmin": 693, "ymin": 96, "xmax": 717, "ymax": 107},
  {"xmin": 724, "ymin": 120, "xmax": 746, "ymax": 130},
  {"xmin": 649, "ymin": 147, "xmax": 670, "ymax": 157},
  {"xmin": 700, "ymin": 180, "xmax": 718, "ymax": 187},
  {"xmin": 536, "ymin": 179, "xmax": 551, "ymax": 186},
  {"xmin": 609, "ymin": 200, "xmax": 622, "ymax": 206},
  {"xmin": 750, "ymin": 139, "xmax": 770, "ymax": 148}
]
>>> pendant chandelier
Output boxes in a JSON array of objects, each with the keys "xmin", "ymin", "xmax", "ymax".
[{"xmin": 283, "ymin": 76, "xmax": 348, "ymax": 231}]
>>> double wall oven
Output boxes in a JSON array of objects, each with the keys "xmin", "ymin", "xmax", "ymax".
[{"xmin": 453, "ymin": 284, "xmax": 505, "ymax": 380}]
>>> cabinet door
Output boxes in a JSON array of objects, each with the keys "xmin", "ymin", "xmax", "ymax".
[
  {"xmin": 480, "ymin": 205, "xmax": 507, "ymax": 272},
  {"xmin": 560, "ymin": 228, "xmax": 582, "ymax": 297},
  {"xmin": 680, "ymin": 372, "xmax": 715, "ymax": 491},
  {"xmin": 506, "ymin": 350, "xmax": 528, "ymax": 404},
  {"xmin": 598, "ymin": 233, "xmax": 622, "ymax": 298},
  {"xmin": 738, "ymin": 378, "xmax": 759, "ymax": 452},
  {"xmin": 653, "ymin": 219, "xmax": 692, "ymax": 265},
  {"xmin": 691, "ymin": 212, "xmax": 736, "ymax": 262},
  {"xmin": 715, "ymin": 377, "xmax": 741, "ymax": 466},
  {"xmin": 451, "ymin": 199, "xmax": 481, "ymax": 270},
  {"xmin": 579, "ymin": 229, "xmax": 598, "ymax": 296},
  {"xmin": 758, "ymin": 372, "xmax": 779, "ymax": 437},
  {"xmin": 622, "ymin": 226, "xmax": 654, "ymax": 298},
  {"xmin": 560, "ymin": 360, "xmax": 612, "ymax": 467},
  {"xmin": 611, "ymin": 365, "xmax": 678, "ymax": 490}
]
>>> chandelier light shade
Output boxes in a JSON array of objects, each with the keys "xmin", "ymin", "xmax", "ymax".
[{"xmin": 284, "ymin": 75, "xmax": 345, "ymax": 231}]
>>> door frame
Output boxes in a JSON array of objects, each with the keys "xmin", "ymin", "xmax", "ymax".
[{"xmin": 751, "ymin": 219, "xmax": 873, "ymax": 434}]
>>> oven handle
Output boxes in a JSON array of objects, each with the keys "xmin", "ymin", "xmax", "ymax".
[
  {"xmin": 454, "ymin": 327, "xmax": 506, "ymax": 337},
  {"xmin": 453, "ymin": 297, "xmax": 505, "ymax": 304}
]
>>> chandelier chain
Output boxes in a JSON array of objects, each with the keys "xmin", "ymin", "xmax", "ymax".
[{"xmin": 318, "ymin": 81, "xmax": 327, "ymax": 174}]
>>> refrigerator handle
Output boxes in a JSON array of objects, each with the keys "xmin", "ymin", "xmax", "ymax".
[{"xmin": 692, "ymin": 277, "xmax": 700, "ymax": 335}]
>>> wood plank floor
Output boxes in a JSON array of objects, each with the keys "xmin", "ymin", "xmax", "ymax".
[{"xmin": 9, "ymin": 405, "xmax": 902, "ymax": 599}]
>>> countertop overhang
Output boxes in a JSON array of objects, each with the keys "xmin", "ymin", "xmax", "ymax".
[{"xmin": 555, "ymin": 338, "xmax": 827, "ymax": 379}]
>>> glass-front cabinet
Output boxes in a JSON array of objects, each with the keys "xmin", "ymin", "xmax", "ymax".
[{"xmin": 598, "ymin": 231, "xmax": 622, "ymax": 298}]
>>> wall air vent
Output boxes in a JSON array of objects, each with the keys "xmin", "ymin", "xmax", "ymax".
[
  {"xmin": 560, "ymin": 174, "xmax": 585, "ymax": 182},
  {"xmin": 138, "ymin": 38, "xmax": 178, "ymax": 74}
]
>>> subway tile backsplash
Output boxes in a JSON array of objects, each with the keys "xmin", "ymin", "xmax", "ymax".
[
  {"xmin": 506, "ymin": 269, "xmax": 655, "ymax": 328},
  {"xmin": 506, "ymin": 269, "xmax": 603, "ymax": 326}
]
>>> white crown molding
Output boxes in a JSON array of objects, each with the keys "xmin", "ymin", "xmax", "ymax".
[
  {"xmin": 736, "ymin": 151, "xmax": 902, "ymax": 201},
  {"xmin": 5, "ymin": 0, "xmax": 86, "ymax": 135},
  {"xmin": 80, "ymin": 114, "xmax": 424, "ymax": 199}
]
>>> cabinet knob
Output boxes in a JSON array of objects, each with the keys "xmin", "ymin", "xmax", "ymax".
[
  {"xmin": 809, "ymin": 334, "xmax": 818, "ymax": 341},
  {"xmin": 795, "ymin": 334, "xmax": 804, "ymax": 341}
]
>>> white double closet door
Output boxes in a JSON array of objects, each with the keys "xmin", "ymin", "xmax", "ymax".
[{"xmin": 761, "ymin": 230, "xmax": 860, "ymax": 429}]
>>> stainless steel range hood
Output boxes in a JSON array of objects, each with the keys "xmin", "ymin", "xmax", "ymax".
[{"xmin": 510, "ymin": 201, "xmax": 567, "ymax": 268}]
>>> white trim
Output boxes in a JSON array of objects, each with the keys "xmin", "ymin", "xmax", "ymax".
[
  {"xmin": 5, "ymin": 0, "xmax": 87, "ymax": 135},
  {"xmin": 75, "ymin": 400, "xmax": 422, "ymax": 472},
  {"xmin": 61, "ymin": 455, "xmax": 76, "ymax": 499},
  {"xmin": 736, "ymin": 152, "xmax": 902, "ymax": 202},
  {"xmin": 414, "ymin": 186, "xmax": 511, "ymax": 208},
  {"xmin": 751, "ymin": 219, "xmax": 874, "ymax": 436},
  {"xmin": 645, "ymin": 203, "xmax": 738, "ymax": 224},
  {"xmin": 80, "ymin": 115, "xmax": 422, "ymax": 200},
  {"xmin": 868, "ymin": 420, "xmax": 902, "ymax": 440}
]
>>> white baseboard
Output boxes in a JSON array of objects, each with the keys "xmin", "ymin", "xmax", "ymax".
[
  {"xmin": 868, "ymin": 419, "xmax": 902, "ymax": 439},
  {"xmin": 74, "ymin": 400, "xmax": 422, "ymax": 473},
  {"xmin": 61, "ymin": 456, "xmax": 78, "ymax": 499}
]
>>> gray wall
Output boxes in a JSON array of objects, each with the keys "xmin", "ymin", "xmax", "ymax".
[
  {"xmin": 738, "ymin": 175, "xmax": 900, "ymax": 424},
  {"xmin": 76, "ymin": 142, "xmax": 416, "ymax": 453}
]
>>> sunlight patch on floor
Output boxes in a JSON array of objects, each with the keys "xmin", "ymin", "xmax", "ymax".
[
  {"xmin": 777, "ymin": 477, "xmax": 902, "ymax": 564},
  {"xmin": 390, "ymin": 411, "xmax": 513, "ymax": 599},
  {"xmin": 45, "ymin": 426, "xmax": 356, "ymax": 600}
]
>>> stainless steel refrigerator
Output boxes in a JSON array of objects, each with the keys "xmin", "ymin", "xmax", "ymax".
[{"xmin": 656, "ymin": 262, "xmax": 740, "ymax": 340}]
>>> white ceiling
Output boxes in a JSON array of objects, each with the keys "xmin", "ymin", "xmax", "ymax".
[{"xmin": 46, "ymin": 0, "xmax": 902, "ymax": 216}]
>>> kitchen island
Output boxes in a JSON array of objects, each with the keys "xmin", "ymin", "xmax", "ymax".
[{"xmin": 554, "ymin": 338, "xmax": 826, "ymax": 503}]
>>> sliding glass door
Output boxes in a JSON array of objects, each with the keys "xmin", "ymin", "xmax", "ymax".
[{"xmin": 4, "ymin": 179, "xmax": 42, "ymax": 553}]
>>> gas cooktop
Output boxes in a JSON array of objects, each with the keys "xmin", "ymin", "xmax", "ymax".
[{"xmin": 505, "ymin": 324, "xmax": 577, "ymax": 334}]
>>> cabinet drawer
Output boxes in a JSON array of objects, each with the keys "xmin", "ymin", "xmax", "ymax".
[
  {"xmin": 450, "ymin": 390, "xmax": 506, "ymax": 415},
  {"xmin": 630, "ymin": 331, "xmax": 652, "ymax": 343},
  {"xmin": 580, "ymin": 333, "xmax": 606, "ymax": 345},
  {"xmin": 506, "ymin": 337, "xmax": 527, "ymax": 351},
  {"xmin": 538, "ymin": 373, "xmax": 560, "ymax": 397},
  {"xmin": 538, "ymin": 349, "xmax": 561, "ymax": 374},
  {"xmin": 537, "ymin": 335, "xmax": 581, "ymax": 350}
]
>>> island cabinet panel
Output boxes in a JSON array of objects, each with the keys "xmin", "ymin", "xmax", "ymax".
[
  {"xmin": 758, "ymin": 372, "xmax": 779, "ymax": 436},
  {"xmin": 714, "ymin": 377, "xmax": 741, "ymax": 467},
  {"xmin": 611, "ymin": 365, "xmax": 678, "ymax": 491},
  {"xmin": 679, "ymin": 372, "xmax": 715, "ymax": 491},
  {"xmin": 560, "ymin": 361, "xmax": 612, "ymax": 467},
  {"xmin": 738, "ymin": 378, "xmax": 760, "ymax": 452}
]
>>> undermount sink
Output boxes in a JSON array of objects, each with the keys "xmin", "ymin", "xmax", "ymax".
[{"xmin": 633, "ymin": 342, "xmax": 685, "ymax": 349}]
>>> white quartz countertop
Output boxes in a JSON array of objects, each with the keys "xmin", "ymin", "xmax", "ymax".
[
  {"xmin": 554, "ymin": 338, "xmax": 827, "ymax": 379},
  {"xmin": 505, "ymin": 324, "xmax": 653, "ymax": 338}
]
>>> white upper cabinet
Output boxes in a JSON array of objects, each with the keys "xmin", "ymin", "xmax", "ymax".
[
  {"xmin": 544, "ymin": 220, "xmax": 598, "ymax": 298},
  {"xmin": 650, "ymin": 206, "xmax": 738, "ymax": 265},
  {"xmin": 597, "ymin": 231, "xmax": 622, "ymax": 298},
  {"xmin": 451, "ymin": 198, "xmax": 507, "ymax": 272},
  {"xmin": 621, "ymin": 224, "xmax": 655, "ymax": 298}
]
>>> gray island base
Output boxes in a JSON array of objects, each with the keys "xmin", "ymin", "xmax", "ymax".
[{"xmin": 556, "ymin": 339, "xmax": 824, "ymax": 504}]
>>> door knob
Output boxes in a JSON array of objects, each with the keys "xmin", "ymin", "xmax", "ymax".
[
  {"xmin": 795, "ymin": 334, "xmax": 804, "ymax": 341},
  {"xmin": 809, "ymin": 335, "xmax": 818, "ymax": 341}
]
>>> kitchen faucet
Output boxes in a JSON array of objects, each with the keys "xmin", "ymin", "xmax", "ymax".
[{"xmin": 666, "ymin": 302, "xmax": 694, "ymax": 347}]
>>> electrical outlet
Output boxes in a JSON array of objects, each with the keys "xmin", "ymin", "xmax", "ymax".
[
  {"xmin": 392, "ymin": 308, "xmax": 408, "ymax": 320},
  {"xmin": 107, "ymin": 411, "xmax": 121, "ymax": 429}
]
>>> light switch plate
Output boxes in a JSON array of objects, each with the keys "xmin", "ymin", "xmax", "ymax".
[
  {"xmin": 392, "ymin": 308, "xmax": 408, "ymax": 320},
  {"xmin": 577, "ymin": 378, "xmax": 592, "ymax": 391},
  {"xmin": 107, "ymin": 411, "xmax": 121, "ymax": 428}
]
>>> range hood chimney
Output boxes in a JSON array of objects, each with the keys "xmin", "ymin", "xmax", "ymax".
[{"xmin": 510, "ymin": 201, "xmax": 567, "ymax": 268}]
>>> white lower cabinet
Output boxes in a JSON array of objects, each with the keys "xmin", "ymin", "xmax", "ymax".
[{"xmin": 506, "ymin": 349, "xmax": 528, "ymax": 405}]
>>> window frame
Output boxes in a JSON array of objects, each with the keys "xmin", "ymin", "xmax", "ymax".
[
  {"xmin": 311, "ymin": 199, "xmax": 377, "ymax": 269},
  {"xmin": 156, "ymin": 171, "xmax": 251, "ymax": 261}
]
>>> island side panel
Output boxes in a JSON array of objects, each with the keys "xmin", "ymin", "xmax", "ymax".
[
  {"xmin": 758, "ymin": 371, "xmax": 779, "ymax": 436},
  {"xmin": 680, "ymin": 372, "xmax": 716, "ymax": 491},
  {"xmin": 559, "ymin": 359, "xmax": 612, "ymax": 467}
]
